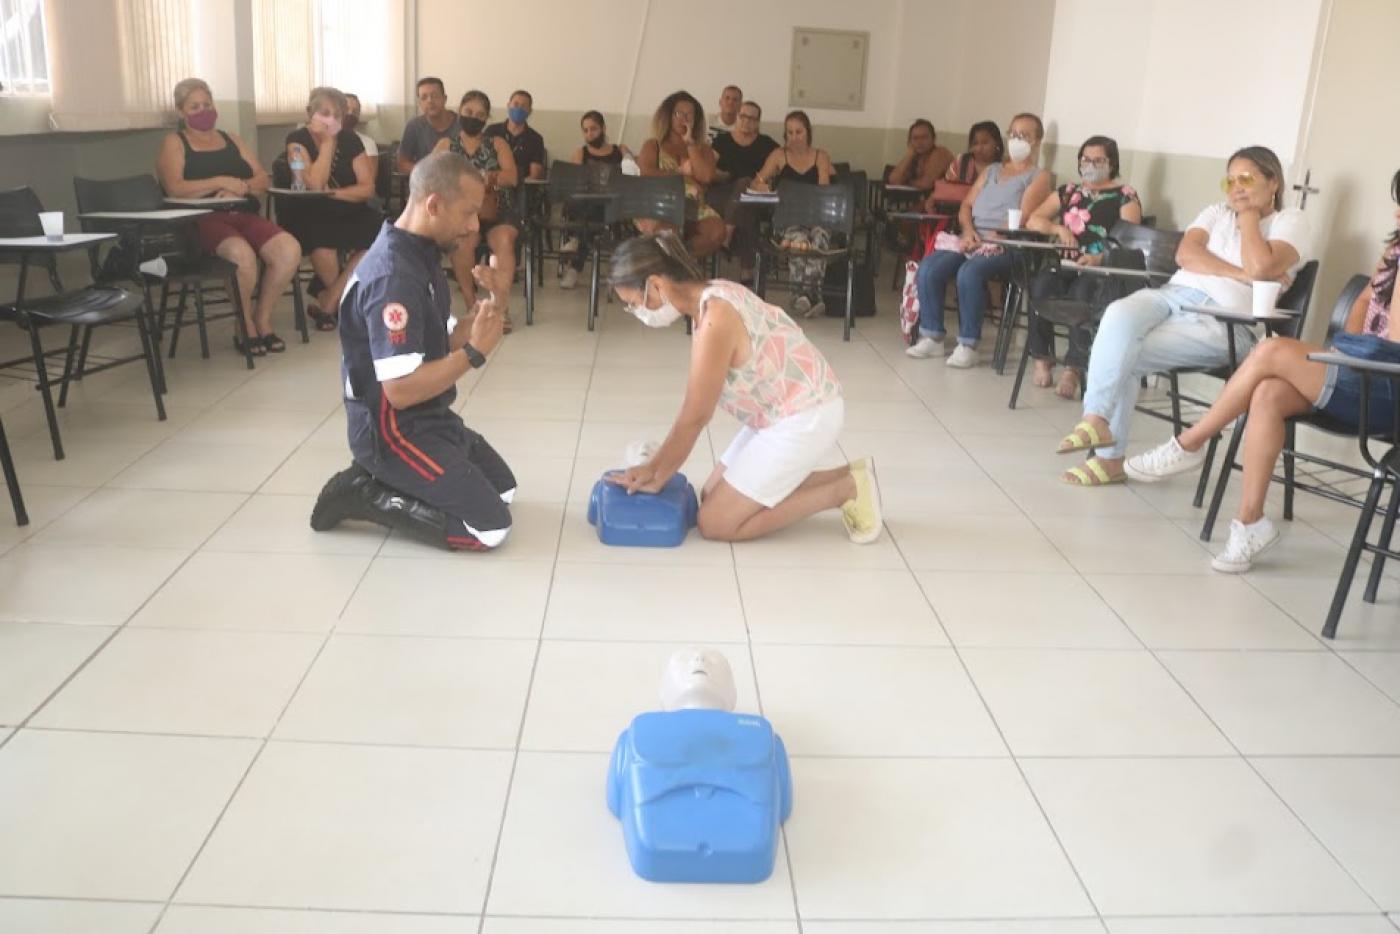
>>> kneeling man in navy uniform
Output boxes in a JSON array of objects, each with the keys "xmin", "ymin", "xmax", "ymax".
[{"xmin": 311, "ymin": 151, "xmax": 514, "ymax": 550}]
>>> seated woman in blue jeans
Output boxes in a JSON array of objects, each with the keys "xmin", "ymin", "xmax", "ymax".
[
  {"xmin": 1055, "ymin": 145, "xmax": 1312, "ymax": 488},
  {"xmin": 906, "ymin": 112, "xmax": 1052, "ymax": 369},
  {"xmin": 1124, "ymin": 172, "xmax": 1400, "ymax": 573}
]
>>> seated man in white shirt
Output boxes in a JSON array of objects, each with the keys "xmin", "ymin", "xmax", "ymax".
[
  {"xmin": 707, "ymin": 85, "xmax": 742, "ymax": 143},
  {"xmin": 1054, "ymin": 145, "xmax": 1311, "ymax": 487}
]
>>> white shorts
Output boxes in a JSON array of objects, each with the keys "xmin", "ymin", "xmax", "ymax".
[{"xmin": 719, "ymin": 399, "xmax": 845, "ymax": 508}]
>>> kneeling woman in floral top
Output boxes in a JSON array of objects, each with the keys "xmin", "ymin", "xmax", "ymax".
[
  {"xmin": 1023, "ymin": 135, "xmax": 1143, "ymax": 398},
  {"xmin": 606, "ymin": 231, "xmax": 883, "ymax": 544}
]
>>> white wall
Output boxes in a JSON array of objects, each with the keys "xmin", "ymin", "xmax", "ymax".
[{"xmin": 1043, "ymin": 0, "xmax": 1323, "ymax": 161}]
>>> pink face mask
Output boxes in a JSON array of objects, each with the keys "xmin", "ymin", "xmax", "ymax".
[
  {"xmin": 311, "ymin": 113, "xmax": 342, "ymax": 137},
  {"xmin": 186, "ymin": 108, "xmax": 218, "ymax": 132}
]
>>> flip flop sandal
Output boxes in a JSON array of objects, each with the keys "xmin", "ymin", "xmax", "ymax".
[
  {"xmin": 261, "ymin": 333, "xmax": 287, "ymax": 353},
  {"xmin": 1061, "ymin": 458, "xmax": 1125, "ymax": 487},
  {"xmin": 1057, "ymin": 419, "xmax": 1116, "ymax": 454},
  {"xmin": 233, "ymin": 335, "xmax": 267, "ymax": 357},
  {"xmin": 307, "ymin": 308, "xmax": 338, "ymax": 331}
]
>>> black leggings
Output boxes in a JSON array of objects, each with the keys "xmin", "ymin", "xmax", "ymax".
[{"xmin": 1025, "ymin": 268, "xmax": 1093, "ymax": 371}]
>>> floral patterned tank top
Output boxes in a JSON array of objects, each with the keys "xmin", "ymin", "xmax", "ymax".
[
  {"xmin": 1365, "ymin": 240, "xmax": 1398, "ymax": 338},
  {"xmin": 698, "ymin": 280, "xmax": 842, "ymax": 429},
  {"xmin": 657, "ymin": 146, "xmax": 719, "ymax": 221}
]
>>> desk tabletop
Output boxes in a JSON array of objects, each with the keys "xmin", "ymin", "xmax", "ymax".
[
  {"xmin": 1061, "ymin": 262, "xmax": 1157, "ymax": 279},
  {"xmin": 164, "ymin": 196, "xmax": 249, "ymax": 208},
  {"xmin": 267, "ymin": 188, "xmax": 333, "ymax": 198},
  {"xmin": 886, "ymin": 211, "xmax": 953, "ymax": 222},
  {"xmin": 0, "ymin": 233, "xmax": 117, "ymax": 250},
  {"xmin": 79, "ymin": 209, "xmax": 210, "ymax": 221},
  {"xmin": 1183, "ymin": 303, "xmax": 1299, "ymax": 323},
  {"xmin": 983, "ymin": 236, "xmax": 1066, "ymax": 251}
]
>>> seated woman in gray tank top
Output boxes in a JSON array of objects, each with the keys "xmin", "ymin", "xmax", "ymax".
[{"xmin": 906, "ymin": 113, "xmax": 1053, "ymax": 369}]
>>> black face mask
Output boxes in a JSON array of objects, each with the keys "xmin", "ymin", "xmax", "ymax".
[
  {"xmin": 460, "ymin": 116, "xmax": 486, "ymax": 136},
  {"xmin": 587, "ymin": 134, "xmax": 607, "ymax": 148}
]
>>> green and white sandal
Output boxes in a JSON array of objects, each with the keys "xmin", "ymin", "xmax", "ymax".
[
  {"xmin": 1061, "ymin": 458, "xmax": 1126, "ymax": 487},
  {"xmin": 1057, "ymin": 420, "xmax": 1116, "ymax": 454}
]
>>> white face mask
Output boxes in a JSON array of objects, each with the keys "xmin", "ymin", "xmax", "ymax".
[
  {"xmin": 629, "ymin": 281, "xmax": 683, "ymax": 328},
  {"xmin": 1007, "ymin": 137, "xmax": 1032, "ymax": 162}
]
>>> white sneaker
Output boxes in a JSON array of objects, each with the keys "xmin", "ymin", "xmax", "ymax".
[
  {"xmin": 946, "ymin": 344, "xmax": 980, "ymax": 368},
  {"xmin": 559, "ymin": 267, "xmax": 579, "ymax": 290},
  {"xmin": 1124, "ymin": 437, "xmax": 1207, "ymax": 483},
  {"xmin": 906, "ymin": 336, "xmax": 945, "ymax": 358},
  {"xmin": 793, "ymin": 295, "xmax": 812, "ymax": 316},
  {"xmin": 560, "ymin": 236, "xmax": 580, "ymax": 254},
  {"xmin": 1211, "ymin": 517, "xmax": 1280, "ymax": 574}
]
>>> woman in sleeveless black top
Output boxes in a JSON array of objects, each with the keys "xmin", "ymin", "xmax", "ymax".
[
  {"xmin": 281, "ymin": 87, "xmax": 382, "ymax": 327},
  {"xmin": 749, "ymin": 111, "xmax": 837, "ymax": 317},
  {"xmin": 157, "ymin": 77, "xmax": 302, "ymax": 355}
]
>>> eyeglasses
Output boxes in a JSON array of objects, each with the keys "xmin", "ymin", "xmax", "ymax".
[
  {"xmin": 738, "ymin": 112, "xmax": 760, "ymax": 121},
  {"xmin": 1008, "ymin": 131, "xmax": 1033, "ymax": 142},
  {"xmin": 1221, "ymin": 172, "xmax": 1258, "ymax": 192},
  {"xmin": 1079, "ymin": 157, "xmax": 1109, "ymax": 167}
]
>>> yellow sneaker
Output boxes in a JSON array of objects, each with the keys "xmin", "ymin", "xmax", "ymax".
[{"xmin": 841, "ymin": 458, "xmax": 883, "ymax": 544}]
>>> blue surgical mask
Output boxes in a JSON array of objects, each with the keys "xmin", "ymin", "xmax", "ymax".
[{"xmin": 508, "ymin": 106, "xmax": 528, "ymax": 125}]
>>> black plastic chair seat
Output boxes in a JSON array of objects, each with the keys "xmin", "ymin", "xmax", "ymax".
[
  {"xmin": 2, "ymin": 287, "xmax": 145, "ymax": 327},
  {"xmin": 163, "ymin": 253, "xmax": 239, "ymax": 283},
  {"xmin": 1033, "ymin": 298, "xmax": 1101, "ymax": 328}
]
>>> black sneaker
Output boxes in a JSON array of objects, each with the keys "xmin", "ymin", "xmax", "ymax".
[{"xmin": 310, "ymin": 463, "xmax": 373, "ymax": 532}]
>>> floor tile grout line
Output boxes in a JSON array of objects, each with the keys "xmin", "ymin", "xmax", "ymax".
[{"xmin": 471, "ymin": 303, "xmax": 605, "ymax": 934}]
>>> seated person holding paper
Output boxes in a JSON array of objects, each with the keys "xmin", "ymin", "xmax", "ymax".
[
  {"xmin": 1055, "ymin": 145, "xmax": 1311, "ymax": 487},
  {"xmin": 887, "ymin": 119, "xmax": 954, "ymax": 191},
  {"xmin": 906, "ymin": 112, "xmax": 1052, "ymax": 368},
  {"xmin": 1123, "ymin": 170, "xmax": 1400, "ymax": 572},
  {"xmin": 707, "ymin": 100, "xmax": 778, "ymax": 284},
  {"xmin": 157, "ymin": 77, "xmax": 302, "ymax": 356},
  {"xmin": 1023, "ymin": 134, "xmax": 1142, "ymax": 399},
  {"xmin": 282, "ymin": 86, "xmax": 382, "ymax": 334}
]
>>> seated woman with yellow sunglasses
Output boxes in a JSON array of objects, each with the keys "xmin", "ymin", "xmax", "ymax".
[{"xmin": 1053, "ymin": 145, "xmax": 1312, "ymax": 487}]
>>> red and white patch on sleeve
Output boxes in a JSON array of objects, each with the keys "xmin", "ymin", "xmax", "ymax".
[{"xmin": 382, "ymin": 302, "xmax": 409, "ymax": 344}]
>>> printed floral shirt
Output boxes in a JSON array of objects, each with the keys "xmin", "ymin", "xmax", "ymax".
[
  {"xmin": 1056, "ymin": 183, "xmax": 1140, "ymax": 254},
  {"xmin": 1364, "ymin": 239, "xmax": 1398, "ymax": 338}
]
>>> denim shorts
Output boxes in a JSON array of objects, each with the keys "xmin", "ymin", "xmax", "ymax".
[{"xmin": 1314, "ymin": 333, "xmax": 1400, "ymax": 435}]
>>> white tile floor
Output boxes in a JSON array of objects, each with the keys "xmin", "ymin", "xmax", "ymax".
[{"xmin": 1, "ymin": 274, "xmax": 1399, "ymax": 934}]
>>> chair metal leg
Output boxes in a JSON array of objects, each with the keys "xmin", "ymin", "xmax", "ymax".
[
  {"xmin": 1168, "ymin": 372, "xmax": 1183, "ymax": 435},
  {"xmin": 754, "ymin": 251, "xmax": 766, "ymax": 300},
  {"xmin": 1201, "ymin": 413, "xmax": 1246, "ymax": 541},
  {"xmin": 843, "ymin": 257, "xmax": 854, "ymax": 342},
  {"xmin": 156, "ymin": 278, "xmax": 171, "ymax": 341},
  {"xmin": 0, "ymin": 417, "xmax": 27, "ymax": 526},
  {"xmin": 1323, "ymin": 469, "xmax": 1387, "ymax": 639},
  {"xmin": 587, "ymin": 247, "xmax": 600, "ymax": 332},
  {"xmin": 290, "ymin": 273, "xmax": 309, "ymax": 343},
  {"xmin": 26, "ymin": 322, "xmax": 63, "ymax": 461},
  {"xmin": 1362, "ymin": 476, "xmax": 1400, "ymax": 603},
  {"xmin": 168, "ymin": 285, "xmax": 189, "ymax": 359},
  {"xmin": 131, "ymin": 293, "xmax": 168, "ymax": 424},
  {"xmin": 1282, "ymin": 421, "xmax": 1297, "ymax": 521},
  {"xmin": 194, "ymin": 284, "xmax": 212, "ymax": 360},
  {"xmin": 228, "ymin": 274, "xmax": 254, "ymax": 370},
  {"xmin": 75, "ymin": 326, "xmax": 94, "ymax": 386},
  {"xmin": 1008, "ymin": 326, "xmax": 1034, "ymax": 410},
  {"xmin": 56, "ymin": 325, "xmax": 82, "ymax": 408},
  {"xmin": 524, "ymin": 229, "xmax": 536, "ymax": 327},
  {"xmin": 993, "ymin": 282, "xmax": 1019, "ymax": 375},
  {"xmin": 1193, "ymin": 434, "xmax": 1220, "ymax": 509}
]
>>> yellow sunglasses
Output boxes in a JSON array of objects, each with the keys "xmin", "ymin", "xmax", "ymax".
[{"xmin": 1220, "ymin": 172, "xmax": 1258, "ymax": 192}]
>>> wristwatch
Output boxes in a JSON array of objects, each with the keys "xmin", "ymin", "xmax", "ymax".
[{"xmin": 461, "ymin": 342, "xmax": 486, "ymax": 369}]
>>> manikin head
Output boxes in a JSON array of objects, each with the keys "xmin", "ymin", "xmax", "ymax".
[{"xmin": 659, "ymin": 647, "xmax": 738, "ymax": 712}]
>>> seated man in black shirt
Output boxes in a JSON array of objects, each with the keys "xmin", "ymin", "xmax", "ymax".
[
  {"xmin": 707, "ymin": 100, "xmax": 778, "ymax": 282},
  {"xmin": 311, "ymin": 152, "xmax": 514, "ymax": 552},
  {"xmin": 485, "ymin": 89, "xmax": 546, "ymax": 181}
]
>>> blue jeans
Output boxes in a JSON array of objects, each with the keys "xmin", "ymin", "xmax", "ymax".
[
  {"xmin": 914, "ymin": 248, "xmax": 1016, "ymax": 346},
  {"xmin": 1081, "ymin": 284, "xmax": 1253, "ymax": 458}
]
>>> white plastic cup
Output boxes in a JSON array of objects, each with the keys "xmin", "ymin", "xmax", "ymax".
[
  {"xmin": 1006, "ymin": 208, "xmax": 1023, "ymax": 230},
  {"xmin": 38, "ymin": 211, "xmax": 63, "ymax": 241},
  {"xmin": 1252, "ymin": 280, "xmax": 1283, "ymax": 318}
]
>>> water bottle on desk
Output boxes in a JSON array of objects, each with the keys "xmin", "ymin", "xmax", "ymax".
[{"xmin": 289, "ymin": 145, "xmax": 308, "ymax": 192}]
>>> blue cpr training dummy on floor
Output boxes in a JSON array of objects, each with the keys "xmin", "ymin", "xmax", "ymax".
[
  {"xmin": 588, "ymin": 471, "xmax": 698, "ymax": 547},
  {"xmin": 606, "ymin": 648, "xmax": 792, "ymax": 884}
]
